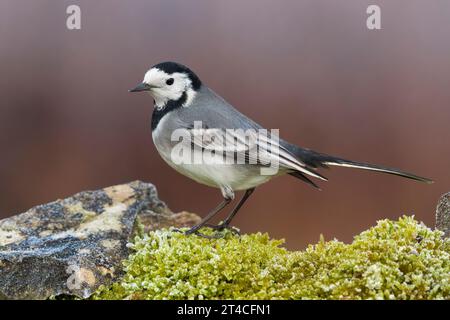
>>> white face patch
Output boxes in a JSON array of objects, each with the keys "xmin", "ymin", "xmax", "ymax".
[{"xmin": 143, "ymin": 68, "xmax": 196, "ymax": 109}]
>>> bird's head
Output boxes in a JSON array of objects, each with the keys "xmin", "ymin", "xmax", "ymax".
[{"xmin": 130, "ymin": 61, "xmax": 202, "ymax": 109}]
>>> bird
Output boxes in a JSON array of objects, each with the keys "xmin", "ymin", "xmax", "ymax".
[{"xmin": 129, "ymin": 61, "xmax": 433, "ymax": 237}]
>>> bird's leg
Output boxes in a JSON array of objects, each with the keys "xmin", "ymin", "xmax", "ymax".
[
  {"xmin": 221, "ymin": 188, "xmax": 255, "ymax": 227},
  {"xmin": 205, "ymin": 188, "xmax": 255, "ymax": 233},
  {"xmin": 184, "ymin": 187, "xmax": 234, "ymax": 236},
  {"xmin": 184, "ymin": 198, "xmax": 231, "ymax": 235}
]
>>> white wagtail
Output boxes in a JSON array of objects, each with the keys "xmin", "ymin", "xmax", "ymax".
[{"xmin": 130, "ymin": 61, "xmax": 433, "ymax": 236}]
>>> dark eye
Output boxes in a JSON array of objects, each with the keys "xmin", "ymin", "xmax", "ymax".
[{"xmin": 166, "ymin": 78, "xmax": 174, "ymax": 85}]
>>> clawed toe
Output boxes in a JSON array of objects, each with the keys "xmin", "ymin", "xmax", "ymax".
[
  {"xmin": 174, "ymin": 223, "xmax": 241, "ymax": 238},
  {"xmin": 203, "ymin": 223, "xmax": 226, "ymax": 230},
  {"xmin": 192, "ymin": 231, "xmax": 224, "ymax": 239},
  {"xmin": 203, "ymin": 223, "xmax": 240, "ymax": 234}
]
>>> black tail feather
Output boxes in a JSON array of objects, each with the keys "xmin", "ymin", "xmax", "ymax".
[
  {"xmin": 283, "ymin": 143, "xmax": 433, "ymax": 184},
  {"xmin": 288, "ymin": 171, "xmax": 322, "ymax": 190},
  {"xmin": 321, "ymin": 157, "xmax": 434, "ymax": 184}
]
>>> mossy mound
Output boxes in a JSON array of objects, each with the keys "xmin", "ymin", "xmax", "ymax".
[{"xmin": 92, "ymin": 216, "xmax": 450, "ymax": 300}]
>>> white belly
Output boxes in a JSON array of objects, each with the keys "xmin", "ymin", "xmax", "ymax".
[{"xmin": 156, "ymin": 145, "xmax": 274, "ymax": 190}]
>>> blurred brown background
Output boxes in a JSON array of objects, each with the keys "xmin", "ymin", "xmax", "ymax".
[{"xmin": 0, "ymin": 0, "xmax": 449, "ymax": 249}]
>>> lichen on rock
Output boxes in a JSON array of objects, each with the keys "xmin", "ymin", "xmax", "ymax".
[
  {"xmin": 0, "ymin": 181, "xmax": 200, "ymax": 300},
  {"xmin": 93, "ymin": 216, "xmax": 450, "ymax": 300}
]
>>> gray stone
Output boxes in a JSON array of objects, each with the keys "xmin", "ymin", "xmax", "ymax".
[
  {"xmin": 436, "ymin": 192, "xmax": 450, "ymax": 238},
  {"xmin": 0, "ymin": 181, "xmax": 200, "ymax": 299}
]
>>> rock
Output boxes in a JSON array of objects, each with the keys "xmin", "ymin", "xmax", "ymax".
[
  {"xmin": 139, "ymin": 210, "xmax": 201, "ymax": 233},
  {"xmin": 436, "ymin": 192, "xmax": 450, "ymax": 238},
  {"xmin": 0, "ymin": 181, "xmax": 200, "ymax": 300}
]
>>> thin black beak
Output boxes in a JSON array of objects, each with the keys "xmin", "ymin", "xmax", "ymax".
[{"xmin": 129, "ymin": 83, "xmax": 151, "ymax": 92}]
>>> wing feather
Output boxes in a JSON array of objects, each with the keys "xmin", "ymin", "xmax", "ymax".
[{"xmin": 184, "ymin": 126, "xmax": 327, "ymax": 180}]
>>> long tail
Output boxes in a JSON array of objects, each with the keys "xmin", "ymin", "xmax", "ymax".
[
  {"xmin": 285, "ymin": 144, "xmax": 433, "ymax": 185},
  {"xmin": 322, "ymin": 156, "xmax": 434, "ymax": 183}
]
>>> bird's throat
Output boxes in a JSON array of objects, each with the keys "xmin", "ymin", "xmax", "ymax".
[{"xmin": 150, "ymin": 92, "xmax": 187, "ymax": 131}]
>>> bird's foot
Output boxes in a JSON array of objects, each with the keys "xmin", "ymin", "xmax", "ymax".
[
  {"xmin": 172, "ymin": 228, "xmax": 223, "ymax": 239},
  {"xmin": 191, "ymin": 230, "xmax": 224, "ymax": 239},
  {"xmin": 173, "ymin": 223, "xmax": 240, "ymax": 238},
  {"xmin": 203, "ymin": 223, "xmax": 241, "ymax": 236}
]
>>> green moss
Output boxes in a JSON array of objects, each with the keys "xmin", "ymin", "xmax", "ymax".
[{"xmin": 92, "ymin": 216, "xmax": 450, "ymax": 300}]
